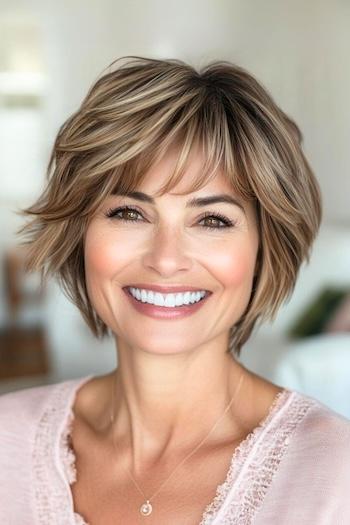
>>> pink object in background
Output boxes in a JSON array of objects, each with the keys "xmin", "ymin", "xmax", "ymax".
[{"xmin": 324, "ymin": 293, "xmax": 350, "ymax": 333}]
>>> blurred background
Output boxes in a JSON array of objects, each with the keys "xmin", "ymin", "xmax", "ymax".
[{"xmin": 0, "ymin": 0, "xmax": 349, "ymax": 418}]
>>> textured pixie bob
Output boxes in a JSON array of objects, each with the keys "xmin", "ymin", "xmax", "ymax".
[{"xmin": 20, "ymin": 56, "xmax": 322, "ymax": 357}]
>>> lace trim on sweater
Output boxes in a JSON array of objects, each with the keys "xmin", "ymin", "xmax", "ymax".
[
  {"xmin": 32, "ymin": 376, "xmax": 93, "ymax": 525},
  {"xmin": 61, "ymin": 409, "xmax": 91, "ymax": 525},
  {"xmin": 199, "ymin": 390, "xmax": 314, "ymax": 524}
]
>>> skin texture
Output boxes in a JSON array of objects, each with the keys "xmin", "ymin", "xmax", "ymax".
[{"xmin": 79, "ymin": 144, "xmax": 282, "ymax": 476}]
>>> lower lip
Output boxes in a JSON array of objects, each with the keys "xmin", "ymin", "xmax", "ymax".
[{"xmin": 122, "ymin": 288, "xmax": 212, "ymax": 319}]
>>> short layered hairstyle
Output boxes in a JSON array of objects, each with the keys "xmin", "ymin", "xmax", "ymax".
[{"xmin": 20, "ymin": 56, "xmax": 322, "ymax": 357}]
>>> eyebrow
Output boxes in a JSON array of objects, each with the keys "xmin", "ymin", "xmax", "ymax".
[{"xmin": 114, "ymin": 191, "xmax": 246, "ymax": 213}]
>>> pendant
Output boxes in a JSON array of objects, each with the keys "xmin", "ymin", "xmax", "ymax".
[{"xmin": 140, "ymin": 500, "xmax": 153, "ymax": 516}]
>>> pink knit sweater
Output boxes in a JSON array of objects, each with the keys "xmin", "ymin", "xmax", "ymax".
[{"xmin": 1, "ymin": 374, "xmax": 350, "ymax": 524}]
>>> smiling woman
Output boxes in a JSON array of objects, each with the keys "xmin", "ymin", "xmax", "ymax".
[
  {"xmin": 1, "ymin": 56, "xmax": 350, "ymax": 525},
  {"xmin": 83, "ymin": 143, "xmax": 260, "ymax": 347}
]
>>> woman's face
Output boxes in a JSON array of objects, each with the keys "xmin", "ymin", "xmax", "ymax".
[{"xmin": 84, "ymin": 146, "xmax": 259, "ymax": 356}]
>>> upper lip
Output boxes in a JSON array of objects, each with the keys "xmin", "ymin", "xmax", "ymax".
[{"xmin": 124, "ymin": 284, "xmax": 211, "ymax": 294}]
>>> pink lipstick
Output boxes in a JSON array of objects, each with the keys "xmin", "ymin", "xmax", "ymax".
[{"xmin": 122, "ymin": 287, "xmax": 212, "ymax": 320}]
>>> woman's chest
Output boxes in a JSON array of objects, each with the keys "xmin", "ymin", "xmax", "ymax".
[
  {"xmin": 69, "ymin": 440, "xmax": 237, "ymax": 525},
  {"xmin": 72, "ymin": 483, "xmax": 216, "ymax": 525}
]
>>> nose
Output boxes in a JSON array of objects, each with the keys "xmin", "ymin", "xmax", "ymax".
[{"xmin": 142, "ymin": 226, "xmax": 193, "ymax": 277}]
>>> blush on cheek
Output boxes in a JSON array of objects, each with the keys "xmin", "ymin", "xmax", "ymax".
[
  {"xmin": 85, "ymin": 245, "xmax": 114, "ymax": 275},
  {"xmin": 213, "ymin": 249, "xmax": 256, "ymax": 289},
  {"xmin": 85, "ymin": 229, "xmax": 110, "ymax": 274},
  {"xmin": 83, "ymin": 249, "xmax": 116, "ymax": 329},
  {"xmin": 84, "ymin": 226, "xmax": 132, "ymax": 327},
  {"xmin": 84, "ymin": 227, "xmax": 130, "ymax": 276}
]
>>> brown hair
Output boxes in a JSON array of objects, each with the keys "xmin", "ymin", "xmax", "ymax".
[{"xmin": 19, "ymin": 56, "xmax": 322, "ymax": 357}]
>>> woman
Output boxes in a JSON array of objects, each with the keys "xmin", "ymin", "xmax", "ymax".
[{"xmin": 1, "ymin": 56, "xmax": 349, "ymax": 524}]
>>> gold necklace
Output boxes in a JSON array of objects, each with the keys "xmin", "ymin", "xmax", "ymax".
[{"xmin": 109, "ymin": 370, "xmax": 245, "ymax": 517}]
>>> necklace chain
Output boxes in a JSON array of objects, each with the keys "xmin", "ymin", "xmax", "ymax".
[{"xmin": 109, "ymin": 370, "xmax": 245, "ymax": 515}]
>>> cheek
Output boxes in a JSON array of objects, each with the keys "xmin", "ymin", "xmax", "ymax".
[
  {"xmin": 83, "ymin": 225, "xmax": 128, "ymax": 320},
  {"xmin": 211, "ymin": 242, "xmax": 257, "ymax": 289},
  {"xmin": 84, "ymin": 234, "xmax": 111, "ymax": 281},
  {"xmin": 84, "ymin": 226, "xmax": 128, "ymax": 280}
]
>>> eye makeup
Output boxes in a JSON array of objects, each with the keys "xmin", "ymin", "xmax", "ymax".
[{"xmin": 105, "ymin": 205, "xmax": 237, "ymax": 231}]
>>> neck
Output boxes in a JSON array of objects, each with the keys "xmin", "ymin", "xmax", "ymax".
[{"xmin": 109, "ymin": 336, "xmax": 252, "ymax": 470}]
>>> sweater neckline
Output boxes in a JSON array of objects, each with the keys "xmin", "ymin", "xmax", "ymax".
[{"xmin": 53, "ymin": 375, "xmax": 299, "ymax": 525}]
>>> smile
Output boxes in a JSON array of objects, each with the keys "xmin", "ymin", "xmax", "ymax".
[
  {"xmin": 123, "ymin": 287, "xmax": 212, "ymax": 319},
  {"xmin": 127, "ymin": 286, "xmax": 208, "ymax": 307}
]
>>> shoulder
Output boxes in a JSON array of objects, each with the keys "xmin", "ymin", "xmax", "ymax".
[
  {"xmin": 286, "ymin": 390, "xmax": 350, "ymax": 479},
  {"xmin": 292, "ymin": 390, "xmax": 350, "ymax": 447},
  {"xmin": 0, "ymin": 380, "xmax": 64, "ymax": 429},
  {"xmin": 250, "ymin": 391, "xmax": 350, "ymax": 523},
  {"xmin": 0, "ymin": 380, "xmax": 70, "ymax": 508},
  {"xmin": 0, "ymin": 376, "xmax": 93, "ymax": 439},
  {"xmin": 0, "ymin": 381, "xmax": 59, "ymax": 422},
  {"xmin": 0, "ymin": 376, "xmax": 92, "ymax": 521}
]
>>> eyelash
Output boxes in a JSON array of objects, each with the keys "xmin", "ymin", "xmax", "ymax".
[{"xmin": 105, "ymin": 206, "xmax": 235, "ymax": 231}]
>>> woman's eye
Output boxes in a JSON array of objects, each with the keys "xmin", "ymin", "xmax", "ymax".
[
  {"xmin": 199, "ymin": 212, "xmax": 235, "ymax": 230},
  {"xmin": 106, "ymin": 206, "xmax": 144, "ymax": 222},
  {"xmin": 105, "ymin": 206, "xmax": 235, "ymax": 230}
]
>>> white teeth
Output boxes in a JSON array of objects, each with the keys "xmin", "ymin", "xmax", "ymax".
[{"xmin": 128, "ymin": 287, "xmax": 207, "ymax": 307}]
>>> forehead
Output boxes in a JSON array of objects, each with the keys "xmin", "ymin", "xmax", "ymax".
[{"xmin": 136, "ymin": 143, "xmax": 237, "ymax": 198}]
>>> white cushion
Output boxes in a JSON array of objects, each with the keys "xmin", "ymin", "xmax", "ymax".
[{"xmin": 272, "ymin": 333, "xmax": 350, "ymax": 419}]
